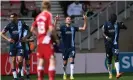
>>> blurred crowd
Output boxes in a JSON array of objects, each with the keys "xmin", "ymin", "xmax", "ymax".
[{"xmin": 59, "ymin": 1, "xmax": 103, "ymax": 18}]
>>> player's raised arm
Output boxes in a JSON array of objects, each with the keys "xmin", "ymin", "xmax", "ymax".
[
  {"xmin": 79, "ymin": 15, "xmax": 87, "ymax": 31},
  {"xmin": 53, "ymin": 14, "xmax": 60, "ymax": 31},
  {"xmin": 52, "ymin": 14, "xmax": 60, "ymax": 44},
  {"xmin": 118, "ymin": 22, "xmax": 127, "ymax": 30}
]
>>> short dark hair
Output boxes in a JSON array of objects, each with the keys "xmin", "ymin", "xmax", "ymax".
[
  {"xmin": 10, "ymin": 13, "xmax": 18, "ymax": 17},
  {"xmin": 109, "ymin": 13, "xmax": 117, "ymax": 21},
  {"xmin": 65, "ymin": 16, "xmax": 71, "ymax": 19}
]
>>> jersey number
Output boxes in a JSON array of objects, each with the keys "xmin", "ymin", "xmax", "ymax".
[{"xmin": 37, "ymin": 22, "xmax": 45, "ymax": 34}]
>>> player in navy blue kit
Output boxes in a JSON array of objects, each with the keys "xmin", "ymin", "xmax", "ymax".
[
  {"xmin": 21, "ymin": 26, "xmax": 34, "ymax": 80},
  {"xmin": 102, "ymin": 14, "xmax": 127, "ymax": 79},
  {"xmin": 1, "ymin": 13, "xmax": 30, "ymax": 80},
  {"xmin": 54, "ymin": 15, "xmax": 87, "ymax": 80}
]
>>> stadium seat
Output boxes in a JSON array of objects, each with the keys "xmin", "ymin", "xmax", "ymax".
[
  {"xmin": 10, "ymin": 2, "xmax": 21, "ymax": 9},
  {"xmin": 1, "ymin": 2, "xmax": 10, "ymax": 9},
  {"xmin": 25, "ymin": 2, "xmax": 36, "ymax": 10}
]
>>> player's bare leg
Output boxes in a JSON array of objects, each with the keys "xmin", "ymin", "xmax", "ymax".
[
  {"xmin": 107, "ymin": 64, "xmax": 112, "ymax": 79},
  {"xmin": 114, "ymin": 55, "xmax": 123, "ymax": 79},
  {"xmin": 48, "ymin": 55, "xmax": 56, "ymax": 80},
  {"xmin": 107, "ymin": 58, "xmax": 112, "ymax": 79},
  {"xmin": 115, "ymin": 61, "xmax": 123, "ymax": 79},
  {"xmin": 25, "ymin": 60, "xmax": 30, "ymax": 80},
  {"xmin": 11, "ymin": 56, "xmax": 18, "ymax": 80},
  {"xmin": 63, "ymin": 60, "xmax": 68, "ymax": 80},
  {"xmin": 17, "ymin": 56, "xmax": 24, "ymax": 80},
  {"xmin": 69, "ymin": 58, "xmax": 74, "ymax": 80},
  {"xmin": 106, "ymin": 51, "xmax": 113, "ymax": 79},
  {"xmin": 37, "ymin": 58, "xmax": 44, "ymax": 80}
]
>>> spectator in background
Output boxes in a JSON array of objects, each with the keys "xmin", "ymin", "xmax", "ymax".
[
  {"xmin": 59, "ymin": 1, "xmax": 73, "ymax": 17},
  {"xmin": 82, "ymin": 1, "xmax": 90, "ymax": 15},
  {"xmin": 10, "ymin": 0, "xmax": 20, "ymax": 6},
  {"xmin": 82, "ymin": 2, "xmax": 94, "ymax": 17},
  {"xmin": 97, "ymin": 2, "xmax": 102, "ymax": 9},
  {"xmin": 32, "ymin": 7, "xmax": 41, "ymax": 20},
  {"xmin": 20, "ymin": 1, "xmax": 28, "ymax": 16},
  {"xmin": 67, "ymin": 1, "xmax": 83, "ymax": 19},
  {"xmin": 0, "ymin": 12, "xmax": 4, "ymax": 17}
]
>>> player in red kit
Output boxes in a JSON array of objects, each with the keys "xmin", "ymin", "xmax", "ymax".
[{"xmin": 30, "ymin": 1, "xmax": 57, "ymax": 80}]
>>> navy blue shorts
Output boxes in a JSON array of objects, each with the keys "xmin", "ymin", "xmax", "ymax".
[
  {"xmin": 62, "ymin": 47, "xmax": 75, "ymax": 60},
  {"xmin": 24, "ymin": 50, "xmax": 31, "ymax": 60},
  {"xmin": 105, "ymin": 42, "xmax": 119, "ymax": 58},
  {"xmin": 9, "ymin": 43, "xmax": 24, "ymax": 57}
]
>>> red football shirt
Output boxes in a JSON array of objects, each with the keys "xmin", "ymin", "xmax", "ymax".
[{"xmin": 32, "ymin": 11, "xmax": 53, "ymax": 45}]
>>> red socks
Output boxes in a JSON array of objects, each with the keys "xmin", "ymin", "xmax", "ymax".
[
  {"xmin": 37, "ymin": 70, "xmax": 44, "ymax": 80},
  {"xmin": 37, "ymin": 66, "xmax": 44, "ymax": 80},
  {"xmin": 48, "ymin": 70, "xmax": 55, "ymax": 80}
]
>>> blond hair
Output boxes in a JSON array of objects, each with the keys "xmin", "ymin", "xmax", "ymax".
[{"xmin": 42, "ymin": 0, "xmax": 51, "ymax": 10}]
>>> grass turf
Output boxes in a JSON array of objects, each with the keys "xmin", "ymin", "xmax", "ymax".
[{"xmin": 1, "ymin": 73, "xmax": 133, "ymax": 80}]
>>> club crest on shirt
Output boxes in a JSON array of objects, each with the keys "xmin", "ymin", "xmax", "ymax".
[
  {"xmin": 108, "ymin": 26, "xmax": 110, "ymax": 28},
  {"xmin": 11, "ymin": 27, "xmax": 13, "ymax": 29}
]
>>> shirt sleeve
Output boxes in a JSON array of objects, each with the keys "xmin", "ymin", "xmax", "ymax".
[
  {"xmin": 59, "ymin": 24, "xmax": 65, "ymax": 32},
  {"xmin": 74, "ymin": 27, "xmax": 79, "ymax": 31},
  {"xmin": 32, "ymin": 21, "xmax": 37, "ymax": 28},
  {"xmin": 2, "ymin": 24, "xmax": 10, "ymax": 33},
  {"xmin": 102, "ymin": 22, "xmax": 107, "ymax": 32}
]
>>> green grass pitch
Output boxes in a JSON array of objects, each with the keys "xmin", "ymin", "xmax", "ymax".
[{"xmin": 1, "ymin": 73, "xmax": 133, "ymax": 80}]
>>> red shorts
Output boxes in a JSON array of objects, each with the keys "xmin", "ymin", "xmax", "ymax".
[{"xmin": 37, "ymin": 44, "xmax": 54, "ymax": 60}]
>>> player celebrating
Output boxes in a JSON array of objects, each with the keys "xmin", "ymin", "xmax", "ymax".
[
  {"xmin": 102, "ymin": 14, "xmax": 127, "ymax": 79},
  {"xmin": 30, "ymin": 1, "xmax": 58, "ymax": 80},
  {"xmin": 54, "ymin": 15, "xmax": 87, "ymax": 80},
  {"xmin": 1, "ymin": 13, "xmax": 29, "ymax": 80}
]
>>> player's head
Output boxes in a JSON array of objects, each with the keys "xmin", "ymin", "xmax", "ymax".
[
  {"xmin": 74, "ymin": 1, "xmax": 79, "ymax": 5},
  {"xmin": 42, "ymin": 0, "xmax": 51, "ymax": 11},
  {"xmin": 109, "ymin": 13, "xmax": 117, "ymax": 23},
  {"xmin": 65, "ymin": 16, "xmax": 72, "ymax": 25},
  {"xmin": 10, "ymin": 13, "xmax": 18, "ymax": 22}
]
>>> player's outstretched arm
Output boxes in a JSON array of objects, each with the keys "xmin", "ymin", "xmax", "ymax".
[{"xmin": 79, "ymin": 15, "xmax": 87, "ymax": 31}]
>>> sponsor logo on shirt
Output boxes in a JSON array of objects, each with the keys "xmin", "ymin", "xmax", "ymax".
[
  {"xmin": 12, "ymin": 30, "xmax": 19, "ymax": 34},
  {"xmin": 108, "ymin": 29, "xmax": 115, "ymax": 32},
  {"xmin": 66, "ymin": 31, "xmax": 72, "ymax": 34}
]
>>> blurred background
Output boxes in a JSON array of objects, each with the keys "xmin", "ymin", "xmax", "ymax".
[{"xmin": 1, "ymin": 1, "xmax": 133, "ymax": 53}]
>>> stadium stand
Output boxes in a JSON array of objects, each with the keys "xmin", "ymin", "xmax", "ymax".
[{"xmin": 1, "ymin": 1, "xmax": 133, "ymax": 53}]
